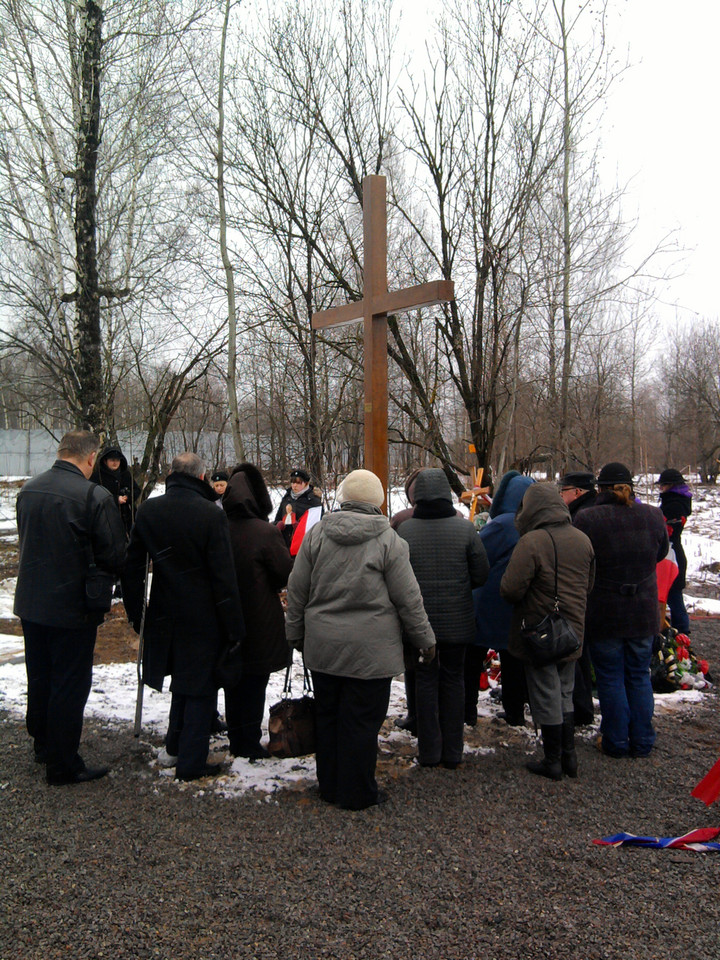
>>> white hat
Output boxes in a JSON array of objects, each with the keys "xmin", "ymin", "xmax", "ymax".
[{"xmin": 338, "ymin": 469, "xmax": 384, "ymax": 507}]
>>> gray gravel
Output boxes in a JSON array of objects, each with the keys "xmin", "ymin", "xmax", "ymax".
[{"xmin": 2, "ymin": 622, "xmax": 720, "ymax": 960}]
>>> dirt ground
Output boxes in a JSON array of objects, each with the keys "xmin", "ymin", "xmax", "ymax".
[{"xmin": 0, "ymin": 602, "xmax": 139, "ymax": 665}]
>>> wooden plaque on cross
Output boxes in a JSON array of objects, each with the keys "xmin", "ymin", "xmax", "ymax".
[{"xmin": 312, "ymin": 175, "xmax": 454, "ymax": 511}]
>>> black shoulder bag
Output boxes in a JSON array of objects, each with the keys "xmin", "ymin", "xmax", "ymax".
[
  {"xmin": 521, "ymin": 530, "xmax": 581, "ymax": 667},
  {"xmin": 83, "ymin": 485, "xmax": 115, "ymax": 613}
]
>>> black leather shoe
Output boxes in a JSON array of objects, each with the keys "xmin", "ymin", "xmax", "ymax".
[
  {"xmin": 394, "ymin": 716, "xmax": 418, "ymax": 735},
  {"xmin": 47, "ymin": 765, "xmax": 109, "ymax": 786},
  {"xmin": 210, "ymin": 715, "xmax": 228, "ymax": 734},
  {"xmin": 175, "ymin": 763, "xmax": 224, "ymax": 782},
  {"xmin": 498, "ymin": 712, "xmax": 525, "ymax": 726}
]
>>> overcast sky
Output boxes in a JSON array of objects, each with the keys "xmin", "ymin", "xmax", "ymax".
[
  {"xmin": 402, "ymin": 0, "xmax": 719, "ymax": 326},
  {"xmin": 604, "ymin": 0, "xmax": 720, "ymax": 324}
]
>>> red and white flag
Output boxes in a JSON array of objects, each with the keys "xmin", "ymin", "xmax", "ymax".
[{"xmin": 290, "ymin": 506, "xmax": 323, "ymax": 556}]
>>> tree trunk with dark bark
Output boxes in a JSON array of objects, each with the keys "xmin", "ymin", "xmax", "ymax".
[{"xmin": 74, "ymin": 0, "xmax": 105, "ymax": 437}]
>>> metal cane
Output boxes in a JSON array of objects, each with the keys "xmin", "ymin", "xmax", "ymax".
[{"xmin": 133, "ymin": 553, "xmax": 151, "ymax": 738}]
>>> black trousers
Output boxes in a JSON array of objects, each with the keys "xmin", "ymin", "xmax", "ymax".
[
  {"xmin": 165, "ymin": 692, "xmax": 216, "ymax": 779},
  {"xmin": 416, "ymin": 643, "xmax": 467, "ymax": 765},
  {"xmin": 572, "ymin": 643, "xmax": 595, "ymax": 725},
  {"xmin": 402, "ymin": 667, "xmax": 417, "ymax": 721},
  {"xmin": 464, "ymin": 645, "xmax": 489, "ymax": 723},
  {"xmin": 311, "ymin": 671, "xmax": 391, "ymax": 810},
  {"xmin": 499, "ymin": 649, "xmax": 529, "ymax": 723},
  {"xmin": 22, "ymin": 619, "xmax": 97, "ymax": 779},
  {"xmin": 225, "ymin": 671, "xmax": 271, "ymax": 756}
]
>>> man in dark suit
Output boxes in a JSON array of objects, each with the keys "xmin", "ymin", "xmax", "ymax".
[
  {"xmin": 123, "ymin": 452, "xmax": 245, "ymax": 781},
  {"xmin": 14, "ymin": 430, "xmax": 127, "ymax": 785}
]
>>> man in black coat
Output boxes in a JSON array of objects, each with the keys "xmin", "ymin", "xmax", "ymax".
[
  {"xmin": 559, "ymin": 471, "xmax": 597, "ymax": 518},
  {"xmin": 558, "ymin": 471, "xmax": 598, "ymax": 725},
  {"xmin": 123, "ymin": 452, "xmax": 245, "ymax": 781},
  {"xmin": 14, "ymin": 430, "xmax": 127, "ymax": 785}
]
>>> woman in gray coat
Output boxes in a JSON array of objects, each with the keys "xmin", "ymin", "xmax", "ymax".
[
  {"xmin": 286, "ymin": 469, "xmax": 436, "ymax": 810},
  {"xmin": 500, "ymin": 484, "xmax": 594, "ymax": 780}
]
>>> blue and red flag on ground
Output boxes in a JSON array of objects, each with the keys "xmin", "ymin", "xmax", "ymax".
[{"xmin": 593, "ymin": 828, "xmax": 720, "ymax": 851}]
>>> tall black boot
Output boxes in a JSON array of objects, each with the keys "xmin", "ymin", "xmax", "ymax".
[
  {"xmin": 526, "ymin": 724, "xmax": 562, "ymax": 781},
  {"xmin": 561, "ymin": 712, "xmax": 577, "ymax": 778}
]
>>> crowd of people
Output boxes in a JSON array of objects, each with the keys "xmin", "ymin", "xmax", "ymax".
[{"xmin": 14, "ymin": 430, "xmax": 692, "ymax": 807}]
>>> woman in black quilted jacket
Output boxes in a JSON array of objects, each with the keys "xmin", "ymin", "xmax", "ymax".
[{"xmin": 398, "ymin": 468, "xmax": 489, "ymax": 768}]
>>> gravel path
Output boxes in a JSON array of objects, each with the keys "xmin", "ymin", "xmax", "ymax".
[{"xmin": 2, "ymin": 622, "xmax": 719, "ymax": 960}]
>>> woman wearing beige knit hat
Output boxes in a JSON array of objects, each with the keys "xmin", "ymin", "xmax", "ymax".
[{"xmin": 286, "ymin": 468, "xmax": 436, "ymax": 810}]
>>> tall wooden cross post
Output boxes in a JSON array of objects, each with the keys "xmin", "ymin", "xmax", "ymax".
[{"xmin": 312, "ymin": 175, "xmax": 454, "ymax": 512}]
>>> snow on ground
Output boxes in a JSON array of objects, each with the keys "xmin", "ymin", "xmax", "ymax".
[
  {"xmin": 0, "ymin": 645, "xmax": 503, "ymax": 797},
  {"xmin": 0, "ymin": 475, "xmax": 717, "ymax": 798},
  {"xmin": 0, "ymin": 633, "xmax": 710, "ymax": 800}
]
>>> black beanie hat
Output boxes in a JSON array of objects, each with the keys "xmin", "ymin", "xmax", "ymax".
[
  {"xmin": 596, "ymin": 462, "xmax": 633, "ymax": 486},
  {"xmin": 211, "ymin": 470, "xmax": 229, "ymax": 483}
]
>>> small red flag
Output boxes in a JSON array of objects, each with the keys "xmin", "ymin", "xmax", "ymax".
[{"xmin": 692, "ymin": 756, "xmax": 720, "ymax": 806}]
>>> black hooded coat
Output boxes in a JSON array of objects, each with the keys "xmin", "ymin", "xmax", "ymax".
[
  {"xmin": 223, "ymin": 464, "xmax": 294, "ymax": 675},
  {"xmin": 92, "ymin": 445, "xmax": 140, "ymax": 536}
]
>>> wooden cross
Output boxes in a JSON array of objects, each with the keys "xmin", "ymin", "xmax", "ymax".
[
  {"xmin": 459, "ymin": 464, "xmax": 492, "ymax": 523},
  {"xmin": 312, "ymin": 175, "xmax": 454, "ymax": 511}
]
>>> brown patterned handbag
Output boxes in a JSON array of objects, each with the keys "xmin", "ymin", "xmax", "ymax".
[{"xmin": 268, "ymin": 658, "xmax": 316, "ymax": 758}]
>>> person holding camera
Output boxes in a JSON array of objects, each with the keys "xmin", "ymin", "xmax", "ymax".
[{"xmin": 92, "ymin": 443, "xmax": 141, "ymax": 537}]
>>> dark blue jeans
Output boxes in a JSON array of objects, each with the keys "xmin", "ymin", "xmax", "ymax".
[
  {"xmin": 667, "ymin": 580, "xmax": 690, "ymax": 634},
  {"xmin": 22, "ymin": 619, "xmax": 96, "ymax": 778},
  {"xmin": 166, "ymin": 692, "xmax": 216, "ymax": 779},
  {"xmin": 589, "ymin": 635, "xmax": 656, "ymax": 757}
]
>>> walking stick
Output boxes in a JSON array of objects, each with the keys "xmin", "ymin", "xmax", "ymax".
[{"xmin": 133, "ymin": 554, "xmax": 151, "ymax": 738}]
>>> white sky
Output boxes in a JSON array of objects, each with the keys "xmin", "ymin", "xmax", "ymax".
[
  {"xmin": 400, "ymin": 0, "xmax": 720, "ymax": 326},
  {"xmin": 604, "ymin": 0, "xmax": 720, "ymax": 323}
]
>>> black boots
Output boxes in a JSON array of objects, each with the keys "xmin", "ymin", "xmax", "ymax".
[
  {"xmin": 526, "ymin": 724, "xmax": 563, "ymax": 781},
  {"xmin": 561, "ymin": 712, "xmax": 578, "ymax": 778},
  {"xmin": 526, "ymin": 717, "xmax": 579, "ymax": 781}
]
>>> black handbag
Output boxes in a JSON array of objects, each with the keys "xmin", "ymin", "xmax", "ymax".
[
  {"xmin": 83, "ymin": 486, "xmax": 114, "ymax": 613},
  {"xmin": 521, "ymin": 530, "xmax": 580, "ymax": 667},
  {"xmin": 268, "ymin": 657, "xmax": 316, "ymax": 758}
]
